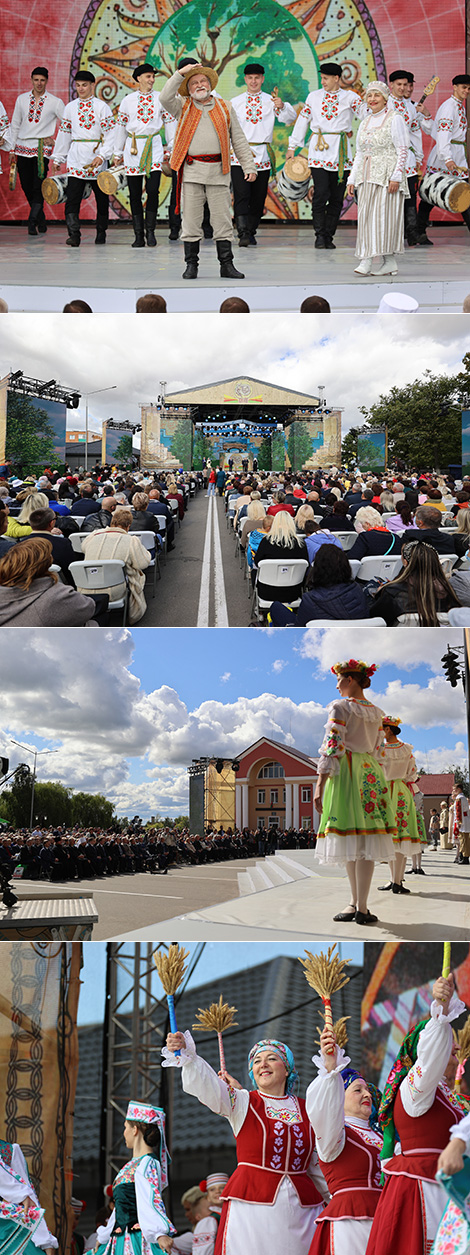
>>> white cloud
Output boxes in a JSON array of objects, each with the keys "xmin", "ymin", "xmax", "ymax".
[
  {"xmin": 414, "ymin": 742, "xmax": 467, "ymax": 775},
  {"xmin": 272, "ymin": 659, "xmax": 288, "ymax": 673},
  {"xmin": 370, "ymin": 678, "xmax": 465, "ymax": 734},
  {"xmin": 220, "ymin": 672, "xmax": 231, "ymax": 683},
  {"xmin": 299, "ymin": 627, "xmax": 464, "ymax": 675}
]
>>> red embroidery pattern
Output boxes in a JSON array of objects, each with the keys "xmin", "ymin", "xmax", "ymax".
[
  {"xmin": 321, "ymin": 92, "xmax": 339, "ymax": 120},
  {"xmin": 137, "ymin": 94, "xmax": 153, "ymax": 125},
  {"xmin": 28, "ymin": 93, "xmax": 45, "ymax": 124},
  {"xmin": 246, "ymin": 93, "xmax": 263, "ymax": 125},
  {"xmin": 78, "ymin": 100, "xmax": 97, "ymax": 131}
]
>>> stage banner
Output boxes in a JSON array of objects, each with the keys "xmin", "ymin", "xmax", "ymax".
[
  {"xmin": 6, "ymin": 392, "xmax": 67, "ymax": 474},
  {"xmin": 462, "ymin": 410, "xmax": 470, "ymax": 478},
  {"xmin": 103, "ymin": 426, "xmax": 133, "ymax": 465},
  {"xmin": 189, "ymin": 774, "xmax": 205, "ymax": 836},
  {"xmin": 141, "ymin": 404, "xmax": 193, "ymax": 469},
  {"xmin": 0, "ymin": 942, "xmax": 82, "ymax": 1255},
  {"xmin": 1, "ymin": 0, "xmax": 465, "ymax": 222},
  {"xmin": 361, "ymin": 943, "xmax": 470, "ymax": 1088},
  {"xmin": 357, "ymin": 428, "xmax": 387, "ymax": 471}
]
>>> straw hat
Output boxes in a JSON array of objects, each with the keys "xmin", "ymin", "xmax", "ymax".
[{"xmin": 178, "ymin": 65, "xmax": 219, "ymax": 97}]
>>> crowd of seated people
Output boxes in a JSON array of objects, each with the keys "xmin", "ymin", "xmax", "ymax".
[
  {"xmin": 224, "ymin": 464, "xmax": 470, "ymax": 627},
  {"xmin": 0, "ymin": 822, "xmax": 316, "ymax": 883},
  {"xmin": 0, "ymin": 463, "xmax": 198, "ymax": 625}
]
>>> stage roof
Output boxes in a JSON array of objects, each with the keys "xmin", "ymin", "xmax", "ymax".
[{"xmin": 165, "ymin": 375, "xmax": 321, "ymax": 409}]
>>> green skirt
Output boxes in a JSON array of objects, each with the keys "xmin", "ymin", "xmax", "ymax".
[
  {"xmin": 95, "ymin": 1230, "xmax": 166, "ymax": 1255},
  {"xmin": 390, "ymin": 779, "xmax": 421, "ymax": 853},
  {"xmin": 316, "ymin": 749, "xmax": 397, "ymax": 866},
  {"xmin": 0, "ymin": 1216, "xmax": 42, "ymax": 1255}
]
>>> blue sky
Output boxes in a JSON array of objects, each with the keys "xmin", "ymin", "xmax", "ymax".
[{"xmin": 0, "ymin": 627, "xmax": 466, "ymax": 820}]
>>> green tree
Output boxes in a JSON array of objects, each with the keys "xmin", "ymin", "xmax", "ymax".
[
  {"xmin": 341, "ymin": 427, "xmax": 359, "ymax": 466},
  {"xmin": 358, "ymin": 370, "xmax": 461, "ymax": 470},
  {"xmin": 287, "ymin": 420, "xmax": 313, "ymax": 470},
  {"xmin": 192, "ymin": 432, "xmax": 213, "ymax": 470},
  {"xmin": 448, "ymin": 765, "xmax": 469, "ymax": 795},
  {"xmin": 169, "ymin": 419, "xmax": 193, "ymax": 469},
  {"xmin": 271, "ymin": 429, "xmax": 286, "ymax": 472},
  {"xmin": 33, "ymin": 782, "xmax": 73, "ymax": 827},
  {"xmin": 6, "ymin": 395, "xmax": 57, "ymax": 474},
  {"xmin": 71, "ymin": 792, "xmax": 116, "ymax": 828},
  {"xmin": 113, "ymin": 434, "xmax": 132, "ymax": 464},
  {"xmin": 0, "ymin": 764, "xmax": 34, "ymax": 826},
  {"xmin": 152, "ymin": 0, "xmax": 307, "ymax": 79},
  {"xmin": 356, "ymin": 434, "xmax": 386, "ymax": 470},
  {"xmin": 258, "ymin": 436, "xmax": 272, "ymax": 471}
]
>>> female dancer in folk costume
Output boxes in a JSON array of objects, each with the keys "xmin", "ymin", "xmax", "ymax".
[
  {"xmin": 432, "ymin": 1109, "xmax": 470, "ymax": 1254},
  {"xmin": 378, "ymin": 715, "xmax": 422, "ymax": 894},
  {"xmin": 94, "ymin": 1102, "xmax": 175, "ymax": 1255},
  {"xmin": 305, "ymin": 1025, "xmax": 383, "ymax": 1255},
  {"xmin": 347, "ymin": 81, "xmax": 408, "ymax": 277},
  {"xmin": 314, "ymin": 659, "xmax": 396, "ymax": 925},
  {"xmin": 0, "ymin": 1137, "xmax": 57, "ymax": 1255},
  {"xmin": 366, "ymin": 974, "xmax": 469, "ymax": 1255},
  {"xmin": 162, "ymin": 1032, "xmax": 328, "ymax": 1255}
]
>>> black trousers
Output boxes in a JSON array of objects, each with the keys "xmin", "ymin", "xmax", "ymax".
[
  {"xmin": 310, "ymin": 166, "xmax": 348, "ymax": 238},
  {"xmin": 231, "ymin": 165, "xmax": 270, "ymax": 229},
  {"xmin": 64, "ymin": 176, "xmax": 109, "ymax": 224},
  {"xmin": 127, "ymin": 170, "xmax": 161, "ymax": 216},
  {"xmin": 17, "ymin": 154, "xmax": 49, "ymax": 212},
  {"xmin": 169, "ymin": 170, "xmax": 212, "ymax": 233},
  {"xmin": 404, "ymin": 173, "xmax": 419, "ymax": 241}
]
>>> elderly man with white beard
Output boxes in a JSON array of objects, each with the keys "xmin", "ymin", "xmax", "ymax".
[{"xmin": 159, "ymin": 62, "xmax": 257, "ymax": 280}]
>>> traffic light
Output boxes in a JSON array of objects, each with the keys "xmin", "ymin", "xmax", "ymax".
[
  {"xmin": 441, "ymin": 649, "xmax": 461, "ymax": 687},
  {"xmin": 0, "ymin": 758, "xmax": 8, "ymax": 777}
]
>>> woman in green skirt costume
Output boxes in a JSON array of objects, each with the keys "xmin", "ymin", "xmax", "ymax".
[
  {"xmin": 95, "ymin": 1102, "xmax": 175, "ymax": 1255},
  {"xmin": 314, "ymin": 658, "xmax": 396, "ymax": 925},
  {"xmin": 379, "ymin": 715, "xmax": 422, "ymax": 894},
  {"xmin": 0, "ymin": 1138, "xmax": 57, "ymax": 1255}
]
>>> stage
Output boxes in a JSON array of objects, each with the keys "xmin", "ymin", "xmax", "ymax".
[{"xmin": 0, "ymin": 222, "xmax": 468, "ymax": 312}]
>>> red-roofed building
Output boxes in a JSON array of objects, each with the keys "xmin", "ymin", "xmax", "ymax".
[
  {"xmin": 235, "ymin": 737, "xmax": 319, "ymax": 831},
  {"xmin": 417, "ymin": 773, "xmax": 455, "ymax": 826}
]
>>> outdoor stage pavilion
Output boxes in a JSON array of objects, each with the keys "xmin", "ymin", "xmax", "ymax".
[{"xmin": 140, "ymin": 374, "xmax": 342, "ymax": 472}]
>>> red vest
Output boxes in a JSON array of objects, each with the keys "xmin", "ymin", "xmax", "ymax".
[
  {"xmin": 385, "ymin": 1085, "xmax": 462, "ymax": 1183},
  {"xmin": 317, "ymin": 1125, "xmax": 383, "ymax": 1222},
  {"xmin": 220, "ymin": 1091, "xmax": 322, "ymax": 1206}
]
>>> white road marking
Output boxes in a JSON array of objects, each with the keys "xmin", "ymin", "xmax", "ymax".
[
  {"xmin": 197, "ymin": 493, "xmax": 213, "ymax": 626},
  {"xmin": 212, "ymin": 495, "xmax": 229, "ymax": 626}
]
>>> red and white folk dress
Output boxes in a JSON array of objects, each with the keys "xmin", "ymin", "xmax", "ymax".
[
  {"xmin": 366, "ymin": 995, "xmax": 468, "ymax": 1255},
  {"xmin": 161, "ymin": 1033, "xmax": 327, "ymax": 1255},
  {"xmin": 306, "ymin": 1052, "xmax": 383, "ymax": 1255}
]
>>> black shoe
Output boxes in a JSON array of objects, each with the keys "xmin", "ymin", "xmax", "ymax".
[
  {"xmin": 416, "ymin": 867, "xmax": 426, "ymax": 874},
  {"xmin": 132, "ymin": 235, "xmax": 145, "ymax": 248},
  {"xmin": 333, "ymin": 907, "xmax": 357, "ymax": 921},
  {"xmin": 183, "ymin": 240, "xmax": 199, "ymax": 279},
  {"xmin": 169, "ymin": 228, "xmax": 180, "ymax": 240},
  {"xmin": 216, "ymin": 239, "xmax": 245, "ymax": 279},
  {"xmin": 131, "ymin": 210, "xmax": 145, "ymax": 248},
  {"xmin": 66, "ymin": 236, "xmax": 80, "ymax": 247},
  {"xmin": 355, "ymin": 910, "xmax": 378, "ymax": 925},
  {"xmin": 248, "ymin": 233, "xmax": 257, "ymax": 246},
  {"xmin": 418, "ymin": 234, "xmax": 433, "ymax": 246},
  {"xmin": 146, "ymin": 211, "xmax": 157, "ymax": 247},
  {"xmin": 378, "ymin": 882, "xmax": 393, "ymax": 891},
  {"xmin": 315, "ymin": 234, "xmax": 327, "ymax": 249},
  {"xmin": 406, "ymin": 236, "xmax": 420, "ymax": 246},
  {"xmin": 167, "ymin": 542, "xmax": 176, "ymax": 551},
  {"xmin": 95, "ymin": 230, "xmax": 107, "ymax": 244},
  {"xmin": 28, "ymin": 224, "xmax": 38, "ymax": 236},
  {"xmin": 392, "ymin": 882, "xmax": 411, "ymax": 894},
  {"xmin": 324, "ymin": 237, "xmax": 336, "ymax": 249},
  {"xmin": 65, "ymin": 212, "xmax": 81, "ymax": 247}
]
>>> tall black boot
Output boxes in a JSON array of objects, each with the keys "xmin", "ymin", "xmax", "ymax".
[
  {"xmin": 145, "ymin": 209, "xmax": 157, "ymax": 247},
  {"xmin": 65, "ymin": 212, "xmax": 81, "ymax": 247},
  {"xmin": 235, "ymin": 215, "xmax": 251, "ymax": 247},
  {"xmin": 216, "ymin": 239, "xmax": 245, "ymax": 279},
  {"xmin": 312, "ymin": 204, "xmax": 326, "ymax": 248},
  {"xmin": 27, "ymin": 202, "xmax": 42, "ymax": 236},
  {"xmin": 95, "ymin": 213, "xmax": 108, "ymax": 244},
  {"xmin": 131, "ymin": 209, "xmax": 145, "ymax": 248},
  {"xmin": 37, "ymin": 206, "xmax": 47, "ymax": 234},
  {"xmin": 182, "ymin": 240, "xmax": 199, "ymax": 279},
  {"xmin": 247, "ymin": 214, "xmax": 258, "ymax": 246},
  {"xmin": 324, "ymin": 209, "xmax": 340, "ymax": 249}
]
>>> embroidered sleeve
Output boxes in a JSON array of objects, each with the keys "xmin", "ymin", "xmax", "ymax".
[
  {"xmin": 390, "ymin": 113, "xmax": 409, "ymax": 180},
  {"xmin": 436, "ymin": 111, "xmax": 457, "ymax": 164},
  {"xmin": 349, "ymin": 92, "xmax": 367, "ymax": 120},
  {"xmin": 52, "ymin": 112, "xmax": 72, "ymax": 162},
  {"xmin": 306, "ymin": 1068, "xmax": 346, "ymax": 1163},
  {"xmin": 135, "ymin": 1157, "xmax": 176, "ymax": 1242},
  {"xmin": 318, "ymin": 705, "xmax": 346, "ymax": 775},
  {"xmin": 401, "ymin": 994, "xmax": 466, "ymax": 1119},
  {"xmin": 289, "ymin": 103, "xmax": 311, "ymax": 148}
]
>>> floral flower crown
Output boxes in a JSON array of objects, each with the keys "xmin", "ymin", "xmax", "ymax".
[
  {"xmin": 331, "ymin": 659, "xmax": 377, "ymax": 680},
  {"xmin": 382, "ymin": 715, "xmax": 401, "ymax": 727}
]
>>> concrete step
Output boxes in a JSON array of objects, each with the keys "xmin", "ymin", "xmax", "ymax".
[
  {"xmin": 258, "ymin": 859, "xmax": 294, "ymax": 886},
  {"xmin": 237, "ymin": 871, "xmax": 256, "ymax": 897},
  {"xmin": 273, "ymin": 853, "xmax": 319, "ymax": 881},
  {"xmin": 249, "ymin": 866, "xmax": 277, "ymax": 893}
]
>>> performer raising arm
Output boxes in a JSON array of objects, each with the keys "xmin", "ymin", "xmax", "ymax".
[{"xmin": 230, "ymin": 62, "xmax": 297, "ymax": 247}]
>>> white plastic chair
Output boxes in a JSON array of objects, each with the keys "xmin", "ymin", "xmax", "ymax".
[
  {"xmin": 437, "ymin": 553, "xmax": 458, "ymax": 576},
  {"xmin": 348, "ymin": 559, "xmax": 361, "ymax": 579},
  {"xmin": 356, "ymin": 555, "xmax": 403, "ymax": 582},
  {"xmin": 251, "ymin": 558, "xmax": 309, "ymax": 620},
  {"xmin": 69, "ymin": 559, "xmax": 129, "ymax": 625},
  {"xmin": 396, "ymin": 612, "xmax": 450, "ymax": 626},
  {"xmin": 304, "ymin": 616, "xmax": 387, "ymax": 626},
  {"xmin": 448, "ymin": 607, "xmax": 470, "ymax": 625},
  {"xmin": 131, "ymin": 531, "xmax": 161, "ymax": 596},
  {"xmin": 69, "ymin": 532, "xmax": 89, "ymax": 554},
  {"xmin": 334, "ymin": 531, "xmax": 357, "ymax": 552}
]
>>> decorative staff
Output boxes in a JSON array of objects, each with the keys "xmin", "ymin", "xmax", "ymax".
[
  {"xmin": 153, "ymin": 943, "xmax": 189, "ymax": 1055},
  {"xmin": 442, "ymin": 942, "xmax": 451, "ymax": 978},
  {"xmin": 299, "ymin": 944, "xmax": 351, "ymax": 1053},
  {"xmin": 192, "ymin": 994, "xmax": 238, "ymax": 1081}
]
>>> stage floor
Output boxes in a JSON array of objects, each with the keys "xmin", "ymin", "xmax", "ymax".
[{"xmin": 0, "ymin": 222, "xmax": 468, "ymax": 311}]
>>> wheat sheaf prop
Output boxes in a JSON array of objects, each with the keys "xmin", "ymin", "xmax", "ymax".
[
  {"xmin": 299, "ymin": 945, "xmax": 351, "ymax": 1054},
  {"xmin": 315, "ymin": 1013, "xmax": 350, "ymax": 1053},
  {"xmin": 153, "ymin": 944, "xmax": 189, "ymax": 1055},
  {"xmin": 193, "ymin": 995, "xmax": 238, "ymax": 1079}
]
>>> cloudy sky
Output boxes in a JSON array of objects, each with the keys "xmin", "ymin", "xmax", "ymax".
[
  {"xmin": 0, "ymin": 313, "xmax": 467, "ymax": 436},
  {"xmin": 0, "ymin": 626, "xmax": 466, "ymax": 822}
]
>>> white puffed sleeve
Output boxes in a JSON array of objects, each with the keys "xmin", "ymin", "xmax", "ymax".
[
  {"xmin": 10, "ymin": 1146, "xmax": 58, "ymax": 1249},
  {"xmin": 306, "ymin": 1049, "xmax": 351, "ymax": 1163},
  {"xmin": 317, "ymin": 702, "xmax": 347, "ymax": 776},
  {"xmin": 401, "ymin": 994, "xmax": 466, "ymax": 1119},
  {"xmin": 449, "ymin": 1111, "xmax": 470, "ymax": 1151},
  {"xmin": 96, "ymin": 1213, "xmax": 115, "ymax": 1244},
  {"xmin": 135, "ymin": 1156, "xmax": 176, "ymax": 1243},
  {"xmin": 191, "ymin": 1215, "xmax": 218, "ymax": 1254},
  {"xmin": 161, "ymin": 1032, "xmax": 249, "ymax": 1135}
]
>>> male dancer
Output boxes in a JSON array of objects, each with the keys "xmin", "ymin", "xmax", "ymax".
[
  {"xmin": 112, "ymin": 62, "xmax": 174, "ymax": 247},
  {"xmin": 167, "ymin": 57, "xmax": 214, "ymax": 241},
  {"xmin": 286, "ymin": 61, "xmax": 366, "ymax": 248},
  {"xmin": 230, "ymin": 62, "xmax": 297, "ymax": 246},
  {"xmin": 387, "ymin": 70, "xmax": 433, "ymax": 246},
  {"xmin": 417, "ymin": 74, "xmax": 470, "ymax": 241},
  {"xmin": 160, "ymin": 62, "xmax": 256, "ymax": 279},
  {"xmin": 51, "ymin": 70, "xmax": 115, "ymax": 246},
  {"xmin": 9, "ymin": 67, "xmax": 64, "ymax": 234}
]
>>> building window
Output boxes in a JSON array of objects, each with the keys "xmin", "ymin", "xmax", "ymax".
[
  {"xmin": 283, "ymin": 788, "xmax": 286, "ymax": 802},
  {"xmin": 301, "ymin": 816, "xmax": 310, "ymax": 830},
  {"xmin": 270, "ymin": 789, "xmax": 278, "ymax": 804},
  {"xmin": 301, "ymin": 788, "xmax": 311, "ymax": 803},
  {"xmin": 257, "ymin": 789, "xmax": 265, "ymax": 804},
  {"xmin": 268, "ymin": 815, "xmax": 278, "ymax": 828},
  {"xmin": 258, "ymin": 762, "xmax": 285, "ymax": 779}
]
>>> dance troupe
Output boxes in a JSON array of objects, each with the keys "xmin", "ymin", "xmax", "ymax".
[
  {"xmin": 1, "ymin": 56, "xmax": 470, "ymax": 279},
  {"xmin": 2, "ymin": 972, "xmax": 470, "ymax": 1255}
]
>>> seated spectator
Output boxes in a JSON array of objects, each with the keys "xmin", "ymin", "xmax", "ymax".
[
  {"xmin": 253, "ymin": 511, "xmax": 307, "ymax": 606},
  {"xmin": 240, "ymin": 500, "xmax": 266, "ymax": 549},
  {"xmin": 403, "ymin": 504, "xmax": 457, "ymax": 554},
  {"xmin": 294, "ymin": 504, "xmax": 315, "ymax": 531},
  {"xmin": 80, "ymin": 506, "xmax": 151, "ymax": 623},
  {"xmin": 385, "ymin": 499, "xmax": 415, "ymax": 533},
  {"xmin": 300, "ymin": 295, "xmax": 331, "ymax": 312},
  {"xmin": 266, "ymin": 490, "xmax": 295, "ymax": 518},
  {"xmin": 370, "ymin": 539, "xmax": 460, "ymax": 625},
  {"xmin": 347, "ymin": 488, "xmax": 374, "ymax": 518},
  {"xmin": 302, "ymin": 518, "xmax": 343, "ymax": 564},
  {"xmin": 247, "ymin": 513, "xmax": 272, "ymax": 571},
  {"xmin": 136, "ymin": 293, "xmax": 167, "ymax": 312},
  {"xmin": 451, "ymin": 490, "xmax": 470, "ymax": 518},
  {"xmin": 424, "ymin": 487, "xmax": 447, "ymax": 513},
  {"xmin": 379, "ymin": 488, "xmax": 395, "ymax": 512},
  {"xmin": 0, "ymin": 505, "xmax": 16, "ymax": 557},
  {"xmin": 325, "ymin": 499, "xmax": 355, "ymax": 531},
  {"xmin": 146, "ymin": 489, "xmax": 175, "ymax": 550},
  {"xmin": 70, "ymin": 483, "xmax": 98, "ymax": 517},
  {"xmin": 453, "ymin": 506, "xmax": 470, "ymax": 559},
  {"xmin": 81, "ymin": 496, "xmax": 117, "ymax": 533},
  {"xmin": 166, "ymin": 480, "xmax": 184, "ymax": 520},
  {"xmin": 6, "ymin": 489, "xmax": 49, "ymax": 538},
  {"xmin": 63, "ymin": 300, "xmax": 93, "ymax": 312},
  {"xmin": 0, "ymin": 537, "xmax": 103, "ymax": 626},
  {"xmin": 18, "ymin": 507, "xmax": 75, "ymax": 578},
  {"xmin": 128, "ymin": 492, "xmax": 162, "ymax": 552},
  {"xmin": 348, "ymin": 506, "xmax": 401, "ymax": 561},
  {"xmin": 269, "ymin": 542, "xmax": 369, "ymax": 625},
  {"xmin": 219, "ymin": 297, "xmax": 250, "ymax": 311}
]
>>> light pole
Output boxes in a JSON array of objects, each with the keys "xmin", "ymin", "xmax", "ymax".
[
  {"xmin": 84, "ymin": 386, "xmax": 118, "ymax": 472},
  {"xmin": 10, "ymin": 740, "xmax": 59, "ymax": 828}
]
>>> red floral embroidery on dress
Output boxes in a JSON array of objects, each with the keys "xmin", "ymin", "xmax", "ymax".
[
  {"xmin": 28, "ymin": 93, "xmax": 45, "ymax": 124},
  {"xmin": 438, "ymin": 118, "xmax": 453, "ymax": 132}
]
